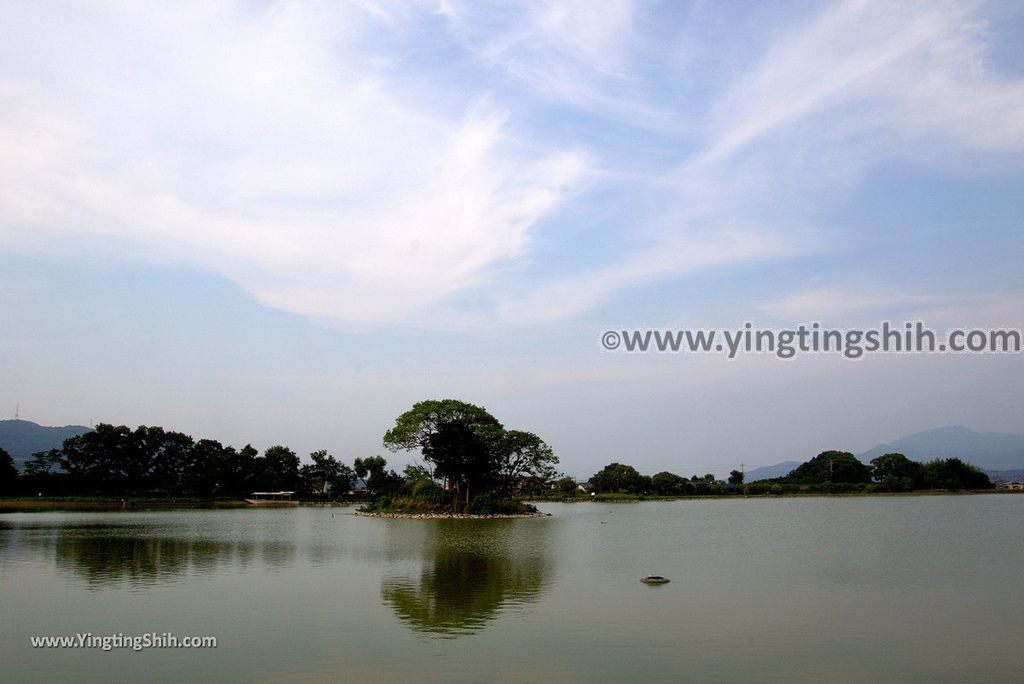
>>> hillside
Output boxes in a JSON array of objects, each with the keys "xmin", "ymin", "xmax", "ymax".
[
  {"xmin": 745, "ymin": 461, "xmax": 802, "ymax": 482},
  {"xmin": 0, "ymin": 420, "xmax": 92, "ymax": 467},
  {"xmin": 859, "ymin": 426, "xmax": 1024, "ymax": 471}
]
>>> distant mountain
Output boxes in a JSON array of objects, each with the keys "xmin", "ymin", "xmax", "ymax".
[
  {"xmin": 985, "ymin": 469, "xmax": 1024, "ymax": 483},
  {"xmin": 745, "ymin": 461, "xmax": 802, "ymax": 482},
  {"xmin": 859, "ymin": 426, "xmax": 1024, "ymax": 471},
  {"xmin": 0, "ymin": 420, "xmax": 91, "ymax": 467}
]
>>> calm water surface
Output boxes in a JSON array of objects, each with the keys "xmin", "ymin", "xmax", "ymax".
[{"xmin": 2, "ymin": 497, "xmax": 1023, "ymax": 682}]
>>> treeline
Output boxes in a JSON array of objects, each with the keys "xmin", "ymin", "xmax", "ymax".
[
  {"xmin": 0, "ymin": 423, "xmax": 360, "ymax": 499},
  {"xmin": 575, "ymin": 450, "xmax": 993, "ymax": 497}
]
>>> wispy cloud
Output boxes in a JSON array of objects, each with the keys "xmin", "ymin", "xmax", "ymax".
[
  {"xmin": 0, "ymin": 1, "xmax": 586, "ymax": 324},
  {"xmin": 0, "ymin": 1, "xmax": 1021, "ymax": 329},
  {"xmin": 498, "ymin": 0, "xmax": 1024, "ymax": 323},
  {"xmin": 762, "ymin": 289, "xmax": 943, "ymax": 323}
]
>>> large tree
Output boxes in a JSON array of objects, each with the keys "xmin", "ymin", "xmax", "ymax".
[
  {"xmin": 260, "ymin": 445, "xmax": 301, "ymax": 491},
  {"xmin": 354, "ymin": 455, "xmax": 403, "ymax": 495},
  {"xmin": 301, "ymin": 450, "xmax": 354, "ymax": 498},
  {"xmin": 0, "ymin": 447, "xmax": 18, "ymax": 494},
  {"xmin": 495, "ymin": 430, "xmax": 558, "ymax": 496},
  {"xmin": 651, "ymin": 471, "xmax": 691, "ymax": 495},
  {"xmin": 383, "ymin": 399, "xmax": 557, "ymax": 506},
  {"xmin": 384, "ymin": 400, "xmax": 504, "ymax": 504},
  {"xmin": 590, "ymin": 463, "xmax": 649, "ymax": 494},
  {"xmin": 870, "ymin": 453, "xmax": 923, "ymax": 490},
  {"xmin": 920, "ymin": 458, "xmax": 992, "ymax": 490},
  {"xmin": 784, "ymin": 451, "xmax": 872, "ymax": 485},
  {"xmin": 383, "ymin": 400, "xmax": 503, "ymax": 453}
]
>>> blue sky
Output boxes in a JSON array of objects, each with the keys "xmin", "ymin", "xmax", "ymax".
[{"xmin": 1, "ymin": 0, "xmax": 1022, "ymax": 478}]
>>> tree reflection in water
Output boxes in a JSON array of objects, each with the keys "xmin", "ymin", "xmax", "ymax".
[
  {"xmin": 381, "ymin": 519, "xmax": 553, "ymax": 638},
  {"xmin": 0, "ymin": 520, "xmax": 303, "ymax": 589}
]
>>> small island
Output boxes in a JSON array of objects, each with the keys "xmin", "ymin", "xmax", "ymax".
[{"xmin": 357, "ymin": 399, "xmax": 558, "ymax": 517}]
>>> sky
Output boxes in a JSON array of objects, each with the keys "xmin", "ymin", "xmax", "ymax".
[{"xmin": 1, "ymin": 0, "xmax": 1023, "ymax": 479}]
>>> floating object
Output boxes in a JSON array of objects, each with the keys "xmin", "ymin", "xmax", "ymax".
[{"xmin": 641, "ymin": 575, "xmax": 670, "ymax": 584}]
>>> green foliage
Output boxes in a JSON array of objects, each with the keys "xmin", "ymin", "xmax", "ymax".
[
  {"xmin": 555, "ymin": 476, "xmax": 578, "ymax": 495},
  {"xmin": 300, "ymin": 450, "xmax": 354, "ymax": 498},
  {"xmin": 728, "ymin": 469, "xmax": 745, "ymax": 485},
  {"xmin": 784, "ymin": 451, "xmax": 872, "ymax": 485},
  {"xmin": 259, "ymin": 445, "xmax": 301, "ymax": 492},
  {"xmin": 590, "ymin": 463, "xmax": 649, "ymax": 494},
  {"xmin": 467, "ymin": 493, "xmax": 496, "ymax": 515},
  {"xmin": 422, "ymin": 420, "xmax": 497, "ymax": 501},
  {"xmin": 24, "ymin": 449, "xmax": 61, "ymax": 476},
  {"xmin": 0, "ymin": 447, "xmax": 18, "ymax": 494},
  {"xmin": 650, "ymin": 471, "xmax": 692, "ymax": 495},
  {"xmin": 495, "ymin": 430, "xmax": 558, "ymax": 495},
  {"xmin": 920, "ymin": 458, "xmax": 993, "ymax": 490},
  {"xmin": 383, "ymin": 399, "xmax": 503, "ymax": 452},
  {"xmin": 17, "ymin": 423, "xmax": 352, "ymax": 498},
  {"xmin": 354, "ymin": 455, "xmax": 404, "ymax": 496},
  {"xmin": 382, "ymin": 398, "xmax": 557, "ymax": 512},
  {"xmin": 870, "ymin": 453, "xmax": 923, "ymax": 487}
]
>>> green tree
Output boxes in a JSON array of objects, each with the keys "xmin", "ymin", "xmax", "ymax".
[
  {"xmin": 495, "ymin": 430, "xmax": 558, "ymax": 495},
  {"xmin": 728, "ymin": 470, "xmax": 745, "ymax": 485},
  {"xmin": 148, "ymin": 430, "xmax": 196, "ymax": 493},
  {"xmin": 555, "ymin": 476, "xmax": 577, "ymax": 496},
  {"xmin": 354, "ymin": 455, "xmax": 403, "ymax": 495},
  {"xmin": 785, "ymin": 451, "xmax": 872, "ymax": 484},
  {"xmin": 590, "ymin": 463, "xmax": 648, "ymax": 494},
  {"xmin": 182, "ymin": 439, "xmax": 239, "ymax": 497},
  {"xmin": 383, "ymin": 399, "xmax": 503, "ymax": 453},
  {"xmin": 24, "ymin": 449, "xmax": 61, "ymax": 476},
  {"xmin": 383, "ymin": 399, "xmax": 504, "ymax": 505},
  {"xmin": 421, "ymin": 420, "xmax": 496, "ymax": 504},
  {"xmin": 59, "ymin": 424, "xmax": 137, "ymax": 494},
  {"xmin": 260, "ymin": 445, "xmax": 301, "ymax": 491},
  {"xmin": 650, "ymin": 471, "xmax": 690, "ymax": 495},
  {"xmin": 300, "ymin": 450, "xmax": 353, "ymax": 498},
  {"xmin": 870, "ymin": 453, "xmax": 923, "ymax": 490},
  {"xmin": 0, "ymin": 447, "xmax": 18, "ymax": 494},
  {"xmin": 920, "ymin": 458, "xmax": 992, "ymax": 490}
]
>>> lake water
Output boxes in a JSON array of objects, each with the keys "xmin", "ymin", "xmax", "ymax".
[{"xmin": 2, "ymin": 496, "xmax": 1023, "ymax": 682}]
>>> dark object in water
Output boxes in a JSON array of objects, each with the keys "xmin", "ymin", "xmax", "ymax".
[{"xmin": 641, "ymin": 575, "xmax": 670, "ymax": 584}]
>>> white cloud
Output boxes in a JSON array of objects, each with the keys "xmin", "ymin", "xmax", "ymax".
[
  {"xmin": 498, "ymin": 0, "xmax": 1024, "ymax": 323},
  {"xmin": 1, "ymin": 1, "xmax": 1022, "ymax": 328},
  {"xmin": 0, "ymin": 1, "xmax": 586, "ymax": 324},
  {"xmin": 763, "ymin": 288, "xmax": 1024, "ymax": 329},
  {"xmin": 762, "ymin": 289, "xmax": 942, "ymax": 323}
]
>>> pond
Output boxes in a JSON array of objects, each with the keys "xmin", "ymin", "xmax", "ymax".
[{"xmin": 2, "ymin": 496, "xmax": 1022, "ymax": 682}]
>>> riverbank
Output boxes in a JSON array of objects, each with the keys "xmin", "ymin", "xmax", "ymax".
[
  {"xmin": 355, "ymin": 510, "xmax": 550, "ymax": 519},
  {"xmin": 0, "ymin": 497, "xmax": 251, "ymax": 512},
  {"xmin": 0, "ymin": 497, "xmax": 367, "ymax": 512},
  {"xmin": 524, "ymin": 488, "xmax": 1010, "ymax": 503}
]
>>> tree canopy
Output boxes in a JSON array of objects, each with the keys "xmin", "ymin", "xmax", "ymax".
[
  {"xmin": 380, "ymin": 399, "xmax": 558, "ymax": 510},
  {"xmin": 784, "ymin": 450, "xmax": 872, "ymax": 484},
  {"xmin": 0, "ymin": 447, "xmax": 17, "ymax": 494},
  {"xmin": 590, "ymin": 463, "xmax": 649, "ymax": 494}
]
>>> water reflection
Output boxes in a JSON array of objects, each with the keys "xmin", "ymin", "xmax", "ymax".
[
  {"xmin": 381, "ymin": 519, "xmax": 553, "ymax": 638},
  {"xmin": 53, "ymin": 528, "xmax": 297, "ymax": 587},
  {"xmin": 0, "ymin": 516, "xmax": 333, "ymax": 588}
]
